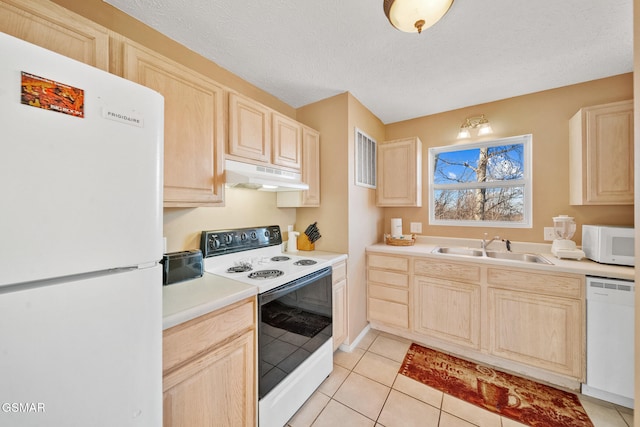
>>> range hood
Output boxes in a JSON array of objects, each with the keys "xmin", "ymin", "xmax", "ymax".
[{"xmin": 225, "ymin": 159, "xmax": 309, "ymax": 192}]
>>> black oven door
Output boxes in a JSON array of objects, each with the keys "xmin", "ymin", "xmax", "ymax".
[{"xmin": 258, "ymin": 266, "xmax": 332, "ymax": 399}]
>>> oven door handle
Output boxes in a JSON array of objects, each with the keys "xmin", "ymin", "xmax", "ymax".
[{"xmin": 259, "ymin": 266, "xmax": 332, "ymax": 305}]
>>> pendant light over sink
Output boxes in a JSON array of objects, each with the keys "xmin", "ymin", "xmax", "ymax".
[{"xmin": 383, "ymin": 0, "xmax": 454, "ymax": 34}]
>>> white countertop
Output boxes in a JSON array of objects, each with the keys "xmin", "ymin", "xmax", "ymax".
[
  {"xmin": 162, "ymin": 251, "xmax": 348, "ymax": 330},
  {"xmin": 162, "ymin": 273, "xmax": 257, "ymax": 330},
  {"xmin": 367, "ymin": 236, "xmax": 634, "ymax": 281}
]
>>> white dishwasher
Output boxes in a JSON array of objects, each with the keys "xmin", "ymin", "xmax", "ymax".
[{"xmin": 582, "ymin": 276, "xmax": 634, "ymax": 408}]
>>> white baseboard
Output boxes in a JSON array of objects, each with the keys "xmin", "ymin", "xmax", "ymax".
[{"xmin": 337, "ymin": 323, "xmax": 371, "ymax": 352}]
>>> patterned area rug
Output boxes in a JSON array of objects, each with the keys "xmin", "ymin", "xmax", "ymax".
[{"xmin": 399, "ymin": 343, "xmax": 593, "ymax": 427}]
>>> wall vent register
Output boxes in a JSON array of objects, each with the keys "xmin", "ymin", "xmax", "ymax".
[{"xmin": 355, "ymin": 128, "xmax": 377, "ymax": 188}]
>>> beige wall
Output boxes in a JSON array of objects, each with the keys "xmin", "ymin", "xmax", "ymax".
[
  {"xmin": 297, "ymin": 92, "xmax": 385, "ymax": 345},
  {"xmin": 296, "ymin": 93, "xmax": 350, "ymax": 254},
  {"xmin": 385, "ymin": 74, "xmax": 634, "ymax": 245},
  {"xmin": 163, "ymin": 189, "xmax": 296, "ymax": 252},
  {"xmin": 346, "ymin": 94, "xmax": 385, "ymax": 343}
]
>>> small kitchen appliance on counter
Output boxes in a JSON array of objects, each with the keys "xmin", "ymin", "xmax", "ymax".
[
  {"xmin": 162, "ymin": 250, "xmax": 203, "ymax": 285},
  {"xmin": 582, "ymin": 224, "xmax": 635, "ymax": 266},
  {"xmin": 551, "ymin": 215, "xmax": 585, "ymax": 260},
  {"xmin": 200, "ymin": 225, "xmax": 333, "ymax": 427}
]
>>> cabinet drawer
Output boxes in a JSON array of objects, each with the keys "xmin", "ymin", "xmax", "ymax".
[
  {"xmin": 487, "ymin": 267, "xmax": 583, "ymax": 299},
  {"xmin": 368, "ymin": 269, "xmax": 409, "ymax": 288},
  {"xmin": 163, "ymin": 297, "xmax": 256, "ymax": 373},
  {"xmin": 415, "ymin": 258, "xmax": 481, "ymax": 283},
  {"xmin": 369, "ymin": 283, "xmax": 409, "ymax": 304},
  {"xmin": 367, "ymin": 253, "xmax": 409, "ymax": 272},
  {"xmin": 332, "ymin": 261, "xmax": 347, "ymax": 283},
  {"xmin": 368, "ymin": 298, "xmax": 409, "ymax": 329}
]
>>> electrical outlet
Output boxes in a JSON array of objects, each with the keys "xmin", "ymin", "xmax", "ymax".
[
  {"xmin": 410, "ymin": 222, "xmax": 422, "ymax": 234},
  {"xmin": 543, "ymin": 227, "xmax": 556, "ymax": 241}
]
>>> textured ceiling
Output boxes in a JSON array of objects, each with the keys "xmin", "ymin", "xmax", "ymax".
[{"xmin": 104, "ymin": 0, "xmax": 633, "ymax": 124}]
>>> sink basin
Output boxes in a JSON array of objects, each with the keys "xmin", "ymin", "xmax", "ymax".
[
  {"xmin": 484, "ymin": 251, "xmax": 552, "ymax": 264},
  {"xmin": 431, "ymin": 247, "xmax": 484, "ymax": 257},
  {"xmin": 431, "ymin": 247, "xmax": 552, "ymax": 264}
]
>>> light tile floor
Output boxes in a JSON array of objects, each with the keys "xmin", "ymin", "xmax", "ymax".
[{"xmin": 287, "ymin": 329, "xmax": 634, "ymax": 427}]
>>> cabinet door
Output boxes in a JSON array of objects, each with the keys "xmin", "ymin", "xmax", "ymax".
[
  {"xmin": 123, "ymin": 41, "xmax": 225, "ymax": 206},
  {"xmin": 163, "ymin": 330, "xmax": 256, "ymax": 427},
  {"xmin": 229, "ymin": 92, "xmax": 271, "ymax": 163},
  {"xmin": 488, "ymin": 288, "xmax": 583, "ymax": 379},
  {"xmin": 0, "ymin": 0, "xmax": 109, "ymax": 70},
  {"xmin": 570, "ymin": 100, "xmax": 634, "ymax": 205},
  {"xmin": 377, "ymin": 137, "xmax": 422, "ymax": 207},
  {"xmin": 275, "ymin": 126, "xmax": 321, "ymax": 207},
  {"xmin": 414, "ymin": 276, "xmax": 480, "ymax": 349},
  {"xmin": 301, "ymin": 127, "xmax": 321, "ymax": 206},
  {"xmin": 272, "ymin": 112, "xmax": 301, "ymax": 170},
  {"xmin": 333, "ymin": 278, "xmax": 348, "ymax": 351}
]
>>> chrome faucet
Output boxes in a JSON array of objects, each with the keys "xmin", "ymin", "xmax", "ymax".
[{"xmin": 481, "ymin": 233, "xmax": 500, "ymax": 255}]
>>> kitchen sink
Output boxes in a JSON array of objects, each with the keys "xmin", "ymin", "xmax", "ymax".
[
  {"xmin": 431, "ymin": 247, "xmax": 484, "ymax": 257},
  {"xmin": 431, "ymin": 247, "xmax": 552, "ymax": 264},
  {"xmin": 484, "ymin": 251, "xmax": 552, "ymax": 264}
]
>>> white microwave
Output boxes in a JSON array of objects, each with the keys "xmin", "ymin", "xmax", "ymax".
[{"xmin": 582, "ymin": 225, "xmax": 635, "ymax": 267}]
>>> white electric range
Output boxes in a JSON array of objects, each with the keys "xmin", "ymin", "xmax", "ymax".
[
  {"xmin": 203, "ymin": 245, "xmax": 332, "ymax": 293},
  {"xmin": 200, "ymin": 225, "xmax": 334, "ymax": 427}
]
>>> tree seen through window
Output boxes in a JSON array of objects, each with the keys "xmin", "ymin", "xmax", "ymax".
[{"xmin": 429, "ymin": 135, "xmax": 532, "ymax": 227}]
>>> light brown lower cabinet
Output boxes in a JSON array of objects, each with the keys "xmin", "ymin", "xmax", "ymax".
[
  {"xmin": 486, "ymin": 267, "xmax": 584, "ymax": 379},
  {"xmin": 366, "ymin": 251, "xmax": 586, "ymax": 384},
  {"xmin": 332, "ymin": 260, "xmax": 348, "ymax": 351},
  {"xmin": 413, "ymin": 275, "xmax": 481, "ymax": 350},
  {"xmin": 366, "ymin": 253, "xmax": 410, "ymax": 329},
  {"xmin": 162, "ymin": 297, "xmax": 256, "ymax": 427}
]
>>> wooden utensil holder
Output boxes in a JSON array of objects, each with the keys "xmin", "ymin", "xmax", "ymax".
[{"xmin": 297, "ymin": 233, "xmax": 315, "ymax": 251}]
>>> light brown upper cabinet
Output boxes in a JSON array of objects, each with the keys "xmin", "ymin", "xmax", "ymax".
[
  {"xmin": 228, "ymin": 92, "xmax": 305, "ymax": 172},
  {"xmin": 272, "ymin": 112, "xmax": 302, "ymax": 170},
  {"xmin": 569, "ymin": 100, "xmax": 634, "ymax": 205},
  {"xmin": 228, "ymin": 92, "xmax": 272, "ymax": 165},
  {"xmin": 122, "ymin": 41, "xmax": 225, "ymax": 207},
  {"xmin": 277, "ymin": 126, "xmax": 321, "ymax": 207},
  {"xmin": 0, "ymin": 0, "xmax": 109, "ymax": 70},
  {"xmin": 377, "ymin": 137, "xmax": 423, "ymax": 207}
]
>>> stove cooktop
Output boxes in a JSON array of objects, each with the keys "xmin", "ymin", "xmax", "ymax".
[{"xmin": 200, "ymin": 226, "xmax": 331, "ymax": 293}]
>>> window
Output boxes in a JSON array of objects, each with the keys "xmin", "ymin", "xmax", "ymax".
[
  {"xmin": 428, "ymin": 134, "xmax": 532, "ymax": 228},
  {"xmin": 355, "ymin": 128, "xmax": 376, "ymax": 188}
]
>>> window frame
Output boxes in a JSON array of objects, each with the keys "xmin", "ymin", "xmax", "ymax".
[{"xmin": 428, "ymin": 134, "xmax": 533, "ymax": 228}]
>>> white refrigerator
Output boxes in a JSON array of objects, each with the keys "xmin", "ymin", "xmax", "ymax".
[{"xmin": 0, "ymin": 32, "xmax": 164, "ymax": 426}]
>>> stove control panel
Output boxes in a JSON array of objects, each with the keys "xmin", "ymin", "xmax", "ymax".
[{"xmin": 200, "ymin": 225, "xmax": 282, "ymax": 257}]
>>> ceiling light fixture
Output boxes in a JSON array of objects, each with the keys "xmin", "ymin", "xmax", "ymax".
[
  {"xmin": 383, "ymin": 0, "xmax": 454, "ymax": 34},
  {"xmin": 457, "ymin": 114, "xmax": 493, "ymax": 139}
]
